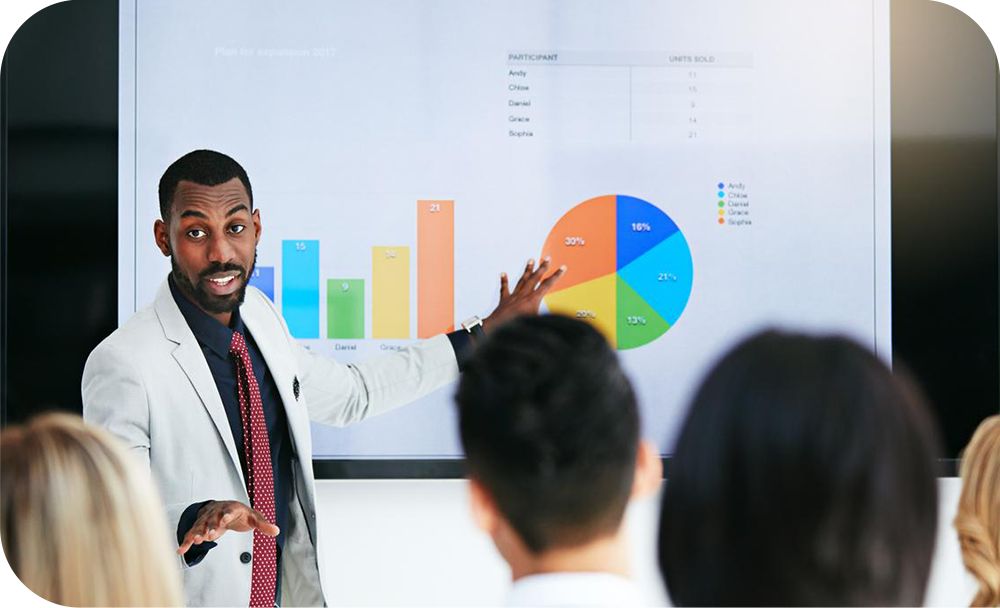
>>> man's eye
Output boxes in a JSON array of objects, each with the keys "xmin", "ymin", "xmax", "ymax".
[
  {"xmin": 187, "ymin": 229, "xmax": 206, "ymax": 239},
  {"xmin": 230, "ymin": 224, "xmax": 245, "ymax": 234}
]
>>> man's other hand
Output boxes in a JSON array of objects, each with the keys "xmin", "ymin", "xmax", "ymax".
[
  {"xmin": 483, "ymin": 257, "xmax": 565, "ymax": 331},
  {"xmin": 177, "ymin": 500, "xmax": 279, "ymax": 555}
]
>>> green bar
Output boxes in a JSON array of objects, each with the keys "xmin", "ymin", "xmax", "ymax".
[{"xmin": 327, "ymin": 279, "xmax": 365, "ymax": 339}]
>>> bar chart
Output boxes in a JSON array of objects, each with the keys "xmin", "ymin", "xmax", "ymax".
[
  {"xmin": 282, "ymin": 240, "xmax": 320, "ymax": 339},
  {"xmin": 250, "ymin": 266, "xmax": 274, "ymax": 301},
  {"xmin": 417, "ymin": 200, "xmax": 455, "ymax": 338},
  {"xmin": 372, "ymin": 246, "xmax": 410, "ymax": 339},
  {"xmin": 248, "ymin": 200, "xmax": 456, "ymax": 341},
  {"xmin": 327, "ymin": 279, "xmax": 364, "ymax": 339}
]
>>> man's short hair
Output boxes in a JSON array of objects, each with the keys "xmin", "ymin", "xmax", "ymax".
[
  {"xmin": 158, "ymin": 150, "xmax": 253, "ymax": 220},
  {"xmin": 455, "ymin": 314, "xmax": 640, "ymax": 554},
  {"xmin": 658, "ymin": 330, "xmax": 942, "ymax": 606}
]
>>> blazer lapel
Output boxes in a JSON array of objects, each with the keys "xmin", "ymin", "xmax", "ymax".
[
  {"xmin": 240, "ymin": 294, "xmax": 312, "ymax": 468},
  {"xmin": 153, "ymin": 281, "xmax": 247, "ymax": 488}
]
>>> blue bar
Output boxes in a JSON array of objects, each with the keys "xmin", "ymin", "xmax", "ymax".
[
  {"xmin": 282, "ymin": 240, "xmax": 320, "ymax": 338},
  {"xmin": 248, "ymin": 266, "xmax": 274, "ymax": 301}
]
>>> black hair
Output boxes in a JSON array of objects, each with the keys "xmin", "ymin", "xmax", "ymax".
[
  {"xmin": 158, "ymin": 149, "xmax": 253, "ymax": 220},
  {"xmin": 658, "ymin": 330, "xmax": 942, "ymax": 606},
  {"xmin": 455, "ymin": 314, "xmax": 640, "ymax": 554}
]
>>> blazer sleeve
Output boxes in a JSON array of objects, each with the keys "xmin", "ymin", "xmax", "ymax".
[
  {"xmin": 82, "ymin": 342, "xmax": 151, "ymax": 465},
  {"xmin": 297, "ymin": 334, "xmax": 460, "ymax": 427},
  {"xmin": 81, "ymin": 341, "xmax": 196, "ymax": 570},
  {"xmin": 253, "ymin": 290, "xmax": 460, "ymax": 426}
]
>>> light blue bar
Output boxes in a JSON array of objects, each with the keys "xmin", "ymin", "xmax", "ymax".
[
  {"xmin": 282, "ymin": 240, "xmax": 320, "ymax": 338},
  {"xmin": 249, "ymin": 266, "xmax": 274, "ymax": 301}
]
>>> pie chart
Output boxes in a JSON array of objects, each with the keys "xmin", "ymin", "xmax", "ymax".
[{"xmin": 540, "ymin": 195, "xmax": 693, "ymax": 349}]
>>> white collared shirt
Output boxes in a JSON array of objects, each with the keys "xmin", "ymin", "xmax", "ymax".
[{"xmin": 506, "ymin": 572, "xmax": 647, "ymax": 607}]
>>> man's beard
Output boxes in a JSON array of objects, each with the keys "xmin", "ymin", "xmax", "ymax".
[{"xmin": 171, "ymin": 252, "xmax": 257, "ymax": 316}]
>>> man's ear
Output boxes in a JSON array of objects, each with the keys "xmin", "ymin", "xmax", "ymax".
[
  {"xmin": 468, "ymin": 478, "xmax": 501, "ymax": 535},
  {"xmin": 252, "ymin": 208, "xmax": 262, "ymax": 245},
  {"xmin": 631, "ymin": 440, "xmax": 663, "ymax": 499},
  {"xmin": 154, "ymin": 219, "xmax": 171, "ymax": 256}
]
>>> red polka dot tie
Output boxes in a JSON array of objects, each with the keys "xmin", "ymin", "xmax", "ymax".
[{"xmin": 230, "ymin": 331, "xmax": 277, "ymax": 607}]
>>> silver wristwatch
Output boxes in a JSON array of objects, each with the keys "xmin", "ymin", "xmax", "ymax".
[{"xmin": 461, "ymin": 315, "xmax": 486, "ymax": 342}]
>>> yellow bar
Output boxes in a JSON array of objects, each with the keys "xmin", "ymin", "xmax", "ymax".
[
  {"xmin": 372, "ymin": 246, "xmax": 410, "ymax": 339},
  {"xmin": 417, "ymin": 200, "xmax": 455, "ymax": 338}
]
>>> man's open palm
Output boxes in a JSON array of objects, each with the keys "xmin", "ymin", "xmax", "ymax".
[{"xmin": 177, "ymin": 500, "xmax": 279, "ymax": 555}]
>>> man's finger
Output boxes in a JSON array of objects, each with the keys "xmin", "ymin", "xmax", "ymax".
[
  {"xmin": 524, "ymin": 257, "xmax": 552, "ymax": 290},
  {"xmin": 512, "ymin": 259, "xmax": 535, "ymax": 294},
  {"xmin": 534, "ymin": 265, "xmax": 566, "ymax": 296},
  {"xmin": 205, "ymin": 510, "xmax": 226, "ymax": 539},
  {"xmin": 177, "ymin": 531, "xmax": 198, "ymax": 555},
  {"xmin": 211, "ymin": 508, "xmax": 233, "ymax": 531},
  {"xmin": 498, "ymin": 272, "xmax": 509, "ymax": 301},
  {"xmin": 520, "ymin": 258, "xmax": 535, "ymax": 281},
  {"xmin": 247, "ymin": 509, "xmax": 281, "ymax": 537}
]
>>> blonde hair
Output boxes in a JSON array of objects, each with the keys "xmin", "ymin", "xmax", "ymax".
[
  {"xmin": 1, "ymin": 413, "xmax": 183, "ymax": 606},
  {"xmin": 955, "ymin": 415, "xmax": 1000, "ymax": 607}
]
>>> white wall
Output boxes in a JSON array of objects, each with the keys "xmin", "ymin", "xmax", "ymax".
[
  {"xmin": 316, "ymin": 480, "xmax": 666, "ymax": 606},
  {"xmin": 317, "ymin": 478, "xmax": 971, "ymax": 607},
  {"xmin": 925, "ymin": 478, "xmax": 978, "ymax": 606}
]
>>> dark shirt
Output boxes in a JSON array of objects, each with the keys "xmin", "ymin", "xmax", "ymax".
[{"xmin": 170, "ymin": 277, "xmax": 293, "ymax": 571}]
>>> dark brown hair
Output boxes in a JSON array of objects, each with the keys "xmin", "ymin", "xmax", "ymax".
[{"xmin": 658, "ymin": 330, "xmax": 942, "ymax": 606}]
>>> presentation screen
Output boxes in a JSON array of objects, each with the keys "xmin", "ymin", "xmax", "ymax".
[{"xmin": 119, "ymin": 0, "xmax": 891, "ymax": 464}]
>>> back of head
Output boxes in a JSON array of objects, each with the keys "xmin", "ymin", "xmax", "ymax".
[
  {"xmin": 954, "ymin": 415, "xmax": 1000, "ymax": 607},
  {"xmin": 158, "ymin": 149, "xmax": 253, "ymax": 220},
  {"xmin": 455, "ymin": 314, "xmax": 640, "ymax": 553},
  {"xmin": 1, "ymin": 413, "xmax": 183, "ymax": 606},
  {"xmin": 658, "ymin": 330, "xmax": 941, "ymax": 606}
]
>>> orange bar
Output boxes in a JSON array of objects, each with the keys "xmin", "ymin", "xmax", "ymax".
[{"xmin": 417, "ymin": 199, "xmax": 455, "ymax": 338}]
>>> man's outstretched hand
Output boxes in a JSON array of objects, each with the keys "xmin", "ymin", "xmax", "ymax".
[
  {"xmin": 177, "ymin": 500, "xmax": 279, "ymax": 555},
  {"xmin": 483, "ymin": 257, "xmax": 566, "ymax": 331}
]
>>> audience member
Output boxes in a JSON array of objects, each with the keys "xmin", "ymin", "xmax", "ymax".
[
  {"xmin": 455, "ymin": 314, "xmax": 661, "ymax": 607},
  {"xmin": 1, "ymin": 413, "xmax": 184, "ymax": 606},
  {"xmin": 954, "ymin": 414, "xmax": 1000, "ymax": 607},
  {"xmin": 658, "ymin": 330, "xmax": 942, "ymax": 606}
]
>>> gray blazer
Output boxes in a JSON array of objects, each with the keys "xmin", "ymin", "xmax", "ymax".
[{"xmin": 82, "ymin": 280, "xmax": 460, "ymax": 606}]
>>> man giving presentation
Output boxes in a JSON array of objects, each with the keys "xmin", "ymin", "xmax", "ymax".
[{"xmin": 82, "ymin": 149, "xmax": 563, "ymax": 606}]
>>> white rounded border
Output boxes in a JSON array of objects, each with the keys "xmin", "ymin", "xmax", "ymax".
[{"xmin": 0, "ymin": 0, "xmax": 996, "ymax": 606}]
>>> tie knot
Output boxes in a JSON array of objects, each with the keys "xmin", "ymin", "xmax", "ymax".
[{"xmin": 229, "ymin": 330, "xmax": 248, "ymax": 356}]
